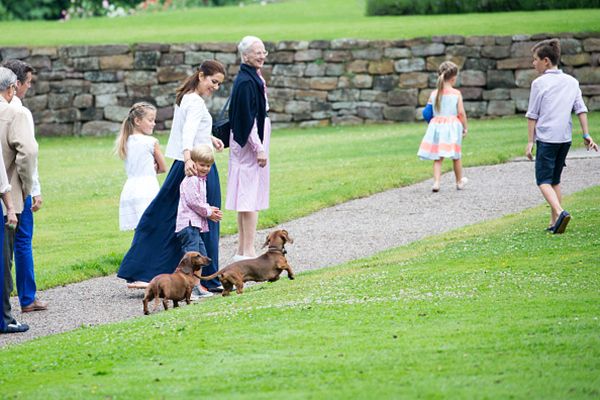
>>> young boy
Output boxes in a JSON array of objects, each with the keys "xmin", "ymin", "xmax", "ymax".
[
  {"xmin": 525, "ymin": 38, "xmax": 598, "ymax": 234},
  {"xmin": 175, "ymin": 145, "xmax": 223, "ymax": 299}
]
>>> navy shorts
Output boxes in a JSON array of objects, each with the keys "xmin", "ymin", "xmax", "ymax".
[{"xmin": 535, "ymin": 140, "xmax": 571, "ymax": 186}]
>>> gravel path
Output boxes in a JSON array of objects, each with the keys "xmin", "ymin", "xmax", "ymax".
[{"xmin": 2, "ymin": 149, "xmax": 599, "ymax": 348}]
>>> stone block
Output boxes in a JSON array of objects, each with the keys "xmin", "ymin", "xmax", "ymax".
[
  {"xmin": 463, "ymin": 101, "xmax": 488, "ymax": 118},
  {"xmin": 295, "ymin": 90, "xmax": 328, "ymax": 102},
  {"xmin": 48, "ymin": 93, "xmax": 73, "ymax": 109},
  {"xmin": 510, "ymin": 88, "xmax": 530, "ymax": 112},
  {"xmin": 268, "ymin": 112, "xmax": 293, "ymax": 122},
  {"xmin": 268, "ymin": 51, "xmax": 295, "ymax": 64},
  {"xmin": 88, "ymin": 45, "xmax": 130, "ymax": 56},
  {"xmin": 418, "ymin": 89, "xmax": 433, "ymax": 105},
  {"xmin": 185, "ymin": 51, "xmax": 214, "ymax": 66},
  {"xmin": 510, "ymin": 41, "xmax": 537, "ymax": 57},
  {"xmin": 583, "ymin": 38, "xmax": 600, "ymax": 52},
  {"xmin": 464, "ymin": 58, "xmax": 496, "ymax": 71},
  {"xmin": 327, "ymin": 89, "xmax": 360, "ymax": 102},
  {"xmin": 99, "ymin": 54, "xmax": 134, "ymax": 70},
  {"xmin": 95, "ymin": 94, "xmax": 119, "ymax": 108},
  {"xmin": 459, "ymin": 87, "xmax": 483, "ymax": 100},
  {"xmin": 573, "ymin": 67, "xmax": 600, "ymax": 84},
  {"xmin": 465, "ymin": 36, "xmax": 496, "ymax": 46},
  {"xmin": 398, "ymin": 72, "xmax": 429, "ymax": 89},
  {"xmin": 495, "ymin": 36, "xmax": 513, "ymax": 46},
  {"xmin": 215, "ymin": 52, "xmax": 237, "ymax": 65},
  {"xmin": 197, "ymin": 42, "xmax": 237, "ymax": 52},
  {"xmin": 295, "ymin": 49, "xmax": 323, "ymax": 62},
  {"xmin": 156, "ymin": 106, "xmax": 174, "ymax": 122},
  {"xmin": 37, "ymin": 123, "xmax": 73, "ymax": 136},
  {"xmin": 512, "ymin": 34, "xmax": 531, "ymax": 42},
  {"xmin": 587, "ymin": 95, "xmax": 600, "ymax": 111},
  {"xmin": 270, "ymin": 76, "xmax": 299, "ymax": 88},
  {"xmin": 383, "ymin": 106, "xmax": 415, "ymax": 121},
  {"xmin": 337, "ymin": 76, "xmax": 351, "ymax": 89},
  {"xmin": 2, "ymin": 47, "xmax": 31, "ymax": 59},
  {"xmin": 496, "ymin": 58, "xmax": 532, "ymax": 70},
  {"xmin": 426, "ymin": 55, "xmax": 466, "ymax": 71},
  {"xmin": 299, "ymin": 120, "xmax": 330, "ymax": 128},
  {"xmin": 157, "ymin": 66, "xmax": 192, "ymax": 83},
  {"xmin": 81, "ymin": 120, "xmax": 121, "ymax": 136},
  {"xmin": 150, "ymin": 82, "xmax": 179, "ymax": 98},
  {"xmin": 487, "ymin": 100, "xmax": 515, "ymax": 116},
  {"xmin": 125, "ymin": 70, "xmax": 158, "ymax": 86},
  {"xmin": 126, "ymin": 85, "xmax": 151, "ymax": 98},
  {"xmin": 445, "ymin": 45, "xmax": 480, "ymax": 58},
  {"xmin": 483, "ymin": 89, "xmax": 510, "ymax": 100},
  {"xmin": 368, "ymin": 60, "xmax": 394, "ymax": 75},
  {"xmin": 310, "ymin": 77, "xmax": 338, "ymax": 90},
  {"xmin": 311, "ymin": 110, "xmax": 335, "ymax": 119},
  {"xmin": 273, "ymin": 64, "xmax": 306, "ymax": 77},
  {"xmin": 388, "ymin": 89, "xmax": 418, "ymax": 106},
  {"xmin": 384, "ymin": 48, "xmax": 411, "ymax": 59},
  {"xmin": 134, "ymin": 51, "xmax": 161, "ymax": 69},
  {"xmin": 39, "ymin": 108, "xmax": 80, "ymax": 123},
  {"xmin": 49, "ymin": 79, "xmax": 91, "ymax": 95},
  {"xmin": 31, "ymin": 47, "xmax": 57, "ymax": 57},
  {"xmin": 303, "ymin": 62, "xmax": 326, "ymax": 77},
  {"xmin": 23, "ymin": 95, "xmax": 47, "ymax": 112},
  {"xmin": 441, "ymin": 35, "xmax": 465, "ymax": 44},
  {"xmin": 481, "ymin": 46, "xmax": 510, "ymax": 59},
  {"xmin": 351, "ymin": 49, "xmax": 383, "ymax": 60},
  {"xmin": 357, "ymin": 105, "xmax": 384, "ymax": 120},
  {"xmin": 26, "ymin": 55, "xmax": 52, "ymax": 71},
  {"xmin": 515, "ymin": 69, "xmax": 538, "ymax": 88},
  {"xmin": 104, "ymin": 105, "xmax": 130, "ymax": 122},
  {"xmin": 581, "ymin": 85, "xmax": 600, "ymax": 96},
  {"xmin": 170, "ymin": 43, "xmax": 199, "ymax": 52},
  {"xmin": 559, "ymin": 38, "xmax": 582, "ymax": 55},
  {"xmin": 285, "ymin": 100, "xmax": 311, "ymax": 114},
  {"xmin": 90, "ymin": 82, "xmax": 125, "ymax": 95},
  {"xmin": 360, "ymin": 90, "xmax": 388, "ymax": 102},
  {"xmin": 326, "ymin": 63, "xmax": 345, "ymax": 76},
  {"xmin": 411, "ymin": 43, "xmax": 445, "ymax": 56},
  {"xmin": 331, "ymin": 38, "xmax": 369, "ymax": 50},
  {"xmin": 373, "ymin": 75, "xmax": 397, "ymax": 91},
  {"xmin": 331, "ymin": 115, "xmax": 364, "ymax": 125},
  {"xmin": 72, "ymin": 57, "xmax": 99, "ymax": 71},
  {"xmin": 346, "ymin": 60, "xmax": 368, "ymax": 73},
  {"xmin": 309, "ymin": 40, "xmax": 330, "ymax": 50},
  {"xmin": 561, "ymin": 53, "xmax": 591, "ymax": 67},
  {"xmin": 352, "ymin": 74, "xmax": 373, "ymax": 89},
  {"xmin": 323, "ymin": 50, "xmax": 351, "ymax": 63},
  {"xmin": 459, "ymin": 70, "xmax": 486, "ymax": 87},
  {"xmin": 276, "ymin": 41, "xmax": 309, "ymax": 51},
  {"xmin": 394, "ymin": 58, "xmax": 425, "ymax": 73},
  {"xmin": 487, "ymin": 70, "xmax": 515, "ymax": 89},
  {"xmin": 135, "ymin": 43, "xmax": 169, "ymax": 52},
  {"xmin": 84, "ymin": 71, "xmax": 123, "ymax": 82},
  {"xmin": 160, "ymin": 53, "xmax": 185, "ymax": 66},
  {"xmin": 79, "ymin": 107, "xmax": 103, "ymax": 121},
  {"xmin": 73, "ymin": 94, "xmax": 94, "ymax": 108}
]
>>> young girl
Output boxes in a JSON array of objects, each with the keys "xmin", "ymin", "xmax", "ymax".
[
  {"xmin": 175, "ymin": 144, "xmax": 223, "ymax": 299},
  {"xmin": 116, "ymin": 102, "xmax": 167, "ymax": 231},
  {"xmin": 417, "ymin": 61, "xmax": 468, "ymax": 192}
]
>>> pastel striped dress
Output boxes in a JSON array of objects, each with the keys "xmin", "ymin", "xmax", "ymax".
[{"xmin": 417, "ymin": 88, "xmax": 464, "ymax": 160}]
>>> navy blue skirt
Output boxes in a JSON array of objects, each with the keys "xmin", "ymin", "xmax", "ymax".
[{"xmin": 117, "ymin": 160, "xmax": 221, "ymax": 288}]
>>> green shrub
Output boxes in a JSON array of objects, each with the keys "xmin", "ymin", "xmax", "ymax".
[{"xmin": 366, "ymin": 0, "xmax": 600, "ymax": 16}]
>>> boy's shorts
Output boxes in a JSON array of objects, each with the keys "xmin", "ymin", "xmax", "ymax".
[
  {"xmin": 176, "ymin": 225, "xmax": 207, "ymax": 257},
  {"xmin": 535, "ymin": 140, "xmax": 571, "ymax": 186}
]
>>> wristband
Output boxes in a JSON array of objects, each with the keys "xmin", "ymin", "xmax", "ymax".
[{"xmin": 582, "ymin": 133, "xmax": 591, "ymax": 140}]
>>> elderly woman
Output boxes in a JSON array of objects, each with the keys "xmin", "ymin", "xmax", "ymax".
[
  {"xmin": 118, "ymin": 61, "xmax": 226, "ymax": 296},
  {"xmin": 226, "ymin": 36, "xmax": 271, "ymax": 261}
]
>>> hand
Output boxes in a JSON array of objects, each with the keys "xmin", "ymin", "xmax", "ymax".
[
  {"xmin": 208, "ymin": 207, "xmax": 222, "ymax": 222},
  {"xmin": 5, "ymin": 209, "xmax": 17, "ymax": 228},
  {"xmin": 257, "ymin": 151, "xmax": 267, "ymax": 168},
  {"xmin": 525, "ymin": 142, "xmax": 534, "ymax": 161},
  {"xmin": 462, "ymin": 129, "xmax": 468, "ymax": 138},
  {"xmin": 584, "ymin": 137, "xmax": 599, "ymax": 152},
  {"xmin": 184, "ymin": 159, "xmax": 197, "ymax": 177},
  {"xmin": 32, "ymin": 195, "xmax": 43, "ymax": 212},
  {"xmin": 212, "ymin": 137, "xmax": 224, "ymax": 152}
]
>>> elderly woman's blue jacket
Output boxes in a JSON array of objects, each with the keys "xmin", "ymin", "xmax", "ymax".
[{"xmin": 229, "ymin": 63, "xmax": 266, "ymax": 148}]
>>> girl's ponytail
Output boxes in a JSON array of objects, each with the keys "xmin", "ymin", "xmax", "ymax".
[{"xmin": 434, "ymin": 61, "xmax": 459, "ymax": 112}]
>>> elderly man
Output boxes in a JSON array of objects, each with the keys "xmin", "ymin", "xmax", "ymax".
[
  {"xmin": 0, "ymin": 66, "xmax": 38, "ymax": 334},
  {"xmin": 2, "ymin": 59, "xmax": 47, "ymax": 313}
]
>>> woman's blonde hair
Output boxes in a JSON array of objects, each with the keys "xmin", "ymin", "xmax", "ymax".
[
  {"xmin": 190, "ymin": 144, "xmax": 215, "ymax": 165},
  {"xmin": 114, "ymin": 102, "xmax": 156, "ymax": 160},
  {"xmin": 434, "ymin": 61, "xmax": 459, "ymax": 112}
]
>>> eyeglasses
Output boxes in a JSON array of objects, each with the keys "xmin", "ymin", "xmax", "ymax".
[{"xmin": 252, "ymin": 50, "xmax": 269, "ymax": 57}]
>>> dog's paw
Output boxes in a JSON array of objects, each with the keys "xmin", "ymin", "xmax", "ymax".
[{"xmin": 289, "ymin": 276, "xmax": 295, "ymax": 280}]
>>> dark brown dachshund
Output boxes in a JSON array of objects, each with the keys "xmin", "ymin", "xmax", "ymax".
[
  {"xmin": 200, "ymin": 229, "xmax": 294, "ymax": 296},
  {"xmin": 143, "ymin": 251, "xmax": 211, "ymax": 314}
]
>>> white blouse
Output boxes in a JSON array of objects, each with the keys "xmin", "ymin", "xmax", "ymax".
[{"xmin": 165, "ymin": 92, "xmax": 213, "ymax": 161}]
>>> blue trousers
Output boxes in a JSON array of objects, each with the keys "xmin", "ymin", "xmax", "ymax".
[
  {"xmin": 15, "ymin": 196, "xmax": 36, "ymax": 307},
  {"xmin": 1, "ymin": 213, "xmax": 8, "ymax": 330},
  {"xmin": 118, "ymin": 161, "xmax": 221, "ymax": 288}
]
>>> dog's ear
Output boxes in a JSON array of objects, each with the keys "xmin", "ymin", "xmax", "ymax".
[
  {"xmin": 262, "ymin": 233, "xmax": 271, "ymax": 248},
  {"xmin": 280, "ymin": 230, "xmax": 293, "ymax": 244},
  {"xmin": 179, "ymin": 255, "xmax": 193, "ymax": 275}
]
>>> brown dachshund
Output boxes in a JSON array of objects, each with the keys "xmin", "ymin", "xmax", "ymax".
[
  {"xmin": 200, "ymin": 229, "xmax": 295, "ymax": 296},
  {"xmin": 143, "ymin": 251, "xmax": 211, "ymax": 314}
]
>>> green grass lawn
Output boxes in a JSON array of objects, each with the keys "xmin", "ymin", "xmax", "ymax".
[
  {"xmin": 1, "ymin": 184, "xmax": 598, "ymax": 399},
  {"xmin": 29, "ymin": 113, "xmax": 599, "ymax": 290},
  {"xmin": 0, "ymin": 0, "xmax": 598, "ymax": 46}
]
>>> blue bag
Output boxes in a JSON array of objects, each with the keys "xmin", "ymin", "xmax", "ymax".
[{"xmin": 422, "ymin": 103, "xmax": 433, "ymax": 123}]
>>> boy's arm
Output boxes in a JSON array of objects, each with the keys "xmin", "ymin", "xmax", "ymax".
[
  {"xmin": 526, "ymin": 118, "xmax": 537, "ymax": 160},
  {"xmin": 578, "ymin": 112, "xmax": 599, "ymax": 151}
]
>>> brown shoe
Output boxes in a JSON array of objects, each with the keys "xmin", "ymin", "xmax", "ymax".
[{"xmin": 21, "ymin": 299, "xmax": 48, "ymax": 313}]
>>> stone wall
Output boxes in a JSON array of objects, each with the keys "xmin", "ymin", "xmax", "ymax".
[{"xmin": 1, "ymin": 32, "xmax": 599, "ymax": 136}]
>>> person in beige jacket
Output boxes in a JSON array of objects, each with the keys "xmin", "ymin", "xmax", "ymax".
[{"xmin": 0, "ymin": 66, "xmax": 37, "ymax": 334}]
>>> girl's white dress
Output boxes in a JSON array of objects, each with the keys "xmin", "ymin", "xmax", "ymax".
[{"xmin": 119, "ymin": 134, "xmax": 160, "ymax": 231}]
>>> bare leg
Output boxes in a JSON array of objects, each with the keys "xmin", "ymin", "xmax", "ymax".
[
  {"xmin": 432, "ymin": 159, "xmax": 443, "ymax": 191},
  {"xmin": 539, "ymin": 183, "xmax": 563, "ymax": 226},
  {"xmin": 453, "ymin": 159, "xmax": 463, "ymax": 183},
  {"xmin": 238, "ymin": 211, "xmax": 258, "ymax": 257}
]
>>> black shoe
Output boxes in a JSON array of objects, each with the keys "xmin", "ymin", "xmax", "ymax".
[
  {"xmin": 207, "ymin": 285, "xmax": 224, "ymax": 293},
  {"xmin": 1, "ymin": 320, "xmax": 29, "ymax": 334}
]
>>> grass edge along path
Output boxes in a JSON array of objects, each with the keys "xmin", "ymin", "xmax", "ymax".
[{"xmin": 0, "ymin": 185, "xmax": 598, "ymax": 399}]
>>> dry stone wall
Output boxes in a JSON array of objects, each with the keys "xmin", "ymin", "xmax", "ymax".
[{"xmin": 1, "ymin": 33, "xmax": 599, "ymax": 136}]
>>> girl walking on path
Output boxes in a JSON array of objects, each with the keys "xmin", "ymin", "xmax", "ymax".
[
  {"xmin": 116, "ymin": 102, "xmax": 167, "ymax": 231},
  {"xmin": 118, "ymin": 61, "xmax": 226, "ymax": 290},
  {"xmin": 418, "ymin": 61, "xmax": 468, "ymax": 192}
]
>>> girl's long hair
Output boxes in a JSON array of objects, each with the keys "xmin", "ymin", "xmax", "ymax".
[
  {"xmin": 434, "ymin": 61, "xmax": 459, "ymax": 112},
  {"xmin": 175, "ymin": 60, "xmax": 226, "ymax": 106},
  {"xmin": 114, "ymin": 102, "xmax": 157, "ymax": 160}
]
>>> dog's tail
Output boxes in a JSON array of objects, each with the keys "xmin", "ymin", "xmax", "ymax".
[{"xmin": 199, "ymin": 271, "xmax": 221, "ymax": 280}]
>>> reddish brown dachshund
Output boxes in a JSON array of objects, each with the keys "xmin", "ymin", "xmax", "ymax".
[
  {"xmin": 201, "ymin": 229, "xmax": 295, "ymax": 296},
  {"xmin": 143, "ymin": 251, "xmax": 211, "ymax": 314}
]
